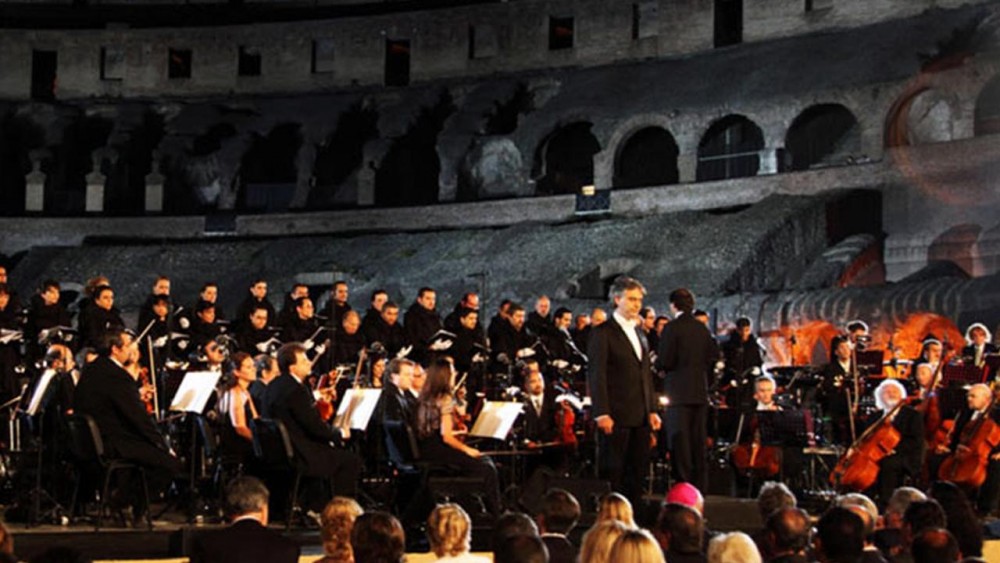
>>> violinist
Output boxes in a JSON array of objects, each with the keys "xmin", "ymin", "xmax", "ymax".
[
  {"xmin": 820, "ymin": 336, "xmax": 855, "ymax": 445},
  {"xmin": 217, "ymin": 352, "xmax": 259, "ymax": 467},
  {"xmin": 414, "ymin": 358, "xmax": 502, "ymax": 515},
  {"xmin": 869, "ymin": 380, "xmax": 924, "ymax": 504},
  {"xmin": 248, "ymin": 354, "xmax": 279, "ymax": 413},
  {"xmin": 933, "ymin": 384, "xmax": 1000, "ymax": 516},
  {"xmin": 961, "ymin": 324, "xmax": 997, "ymax": 370}
]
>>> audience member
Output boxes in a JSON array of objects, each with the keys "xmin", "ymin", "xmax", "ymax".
[
  {"xmin": 929, "ymin": 481, "xmax": 983, "ymax": 558},
  {"xmin": 837, "ymin": 492, "xmax": 886, "ymax": 563},
  {"xmin": 317, "ymin": 497, "xmax": 364, "ymax": 563},
  {"xmin": 427, "ymin": 503, "xmax": 488, "ymax": 562},
  {"xmin": 609, "ymin": 528, "xmax": 666, "ymax": 563},
  {"xmin": 491, "ymin": 511, "xmax": 540, "ymax": 551},
  {"xmin": 765, "ymin": 507, "xmax": 811, "ymax": 563},
  {"xmin": 753, "ymin": 481, "xmax": 797, "ymax": 559},
  {"xmin": 874, "ymin": 487, "xmax": 926, "ymax": 560},
  {"xmin": 351, "ymin": 511, "xmax": 406, "ymax": 563},
  {"xmin": 667, "ymin": 482, "xmax": 706, "ymax": 515},
  {"xmin": 536, "ymin": 488, "xmax": 580, "ymax": 563},
  {"xmin": 707, "ymin": 532, "xmax": 762, "ymax": 563},
  {"xmin": 596, "ymin": 492, "xmax": 636, "ymax": 528},
  {"xmin": 814, "ymin": 507, "xmax": 864, "ymax": 563},
  {"xmin": 190, "ymin": 477, "xmax": 299, "ymax": 563},
  {"xmin": 911, "ymin": 527, "xmax": 960, "ymax": 563},
  {"xmin": 494, "ymin": 534, "xmax": 548, "ymax": 563},
  {"xmin": 579, "ymin": 520, "xmax": 628, "ymax": 563},
  {"xmin": 653, "ymin": 502, "xmax": 706, "ymax": 563},
  {"xmin": 899, "ymin": 499, "xmax": 948, "ymax": 563}
]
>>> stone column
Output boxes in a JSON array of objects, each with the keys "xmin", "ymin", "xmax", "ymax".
[
  {"xmin": 290, "ymin": 131, "xmax": 320, "ymax": 210},
  {"xmin": 758, "ymin": 147, "xmax": 780, "ymax": 175},
  {"xmin": 85, "ymin": 151, "xmax": 107, "ymax": 213},
  {"xmin": 145, "ymin": 151, "xmax": 164, "ymax": 213},
  {"xmin": 25, "ymin": 151, "xmax": 47, "ymax": 213},
  {"xmin": 677, "ymin": 153, "xmax": 698, "ymax": 183},
  {"xmin": 592, "ymin": 148, "xmax": 613, "ymax": 190}
]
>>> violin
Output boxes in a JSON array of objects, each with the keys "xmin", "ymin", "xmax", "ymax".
[
  {"xmin": 124, "ymin": 345, "xmax": 156, "ymax": 416},
  {"xmin": 937, "ymin": 393, "xmax": 1000, "ymax": 488},
  {"xmin": 830, "ymin": 398, "xmax": 911, "ymax": 491},
  {"xmin": 556, "ymin": 400, "xmax": 577, "ymax": 447}
]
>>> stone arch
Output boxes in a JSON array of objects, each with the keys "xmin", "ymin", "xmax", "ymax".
[
  {"xmin": 696, "ymin": 114, "xmax": 763, "ymax": 182},
  {"xmin": 47, "ymin": 112, "xmax": 114, "ymax": 215},
  {"xmin": 238, "ymin": 122, "xmax": 302, "ymax": 212},
  {"xmin": 0, "ymin": 108, "xmax": 45, "ymax": 215},
  {"xmin": 311, "ymin": 101, "xmax": 380, "ymax": 209},
  {"xmin": 884, "ymin": 88, "xmax": 956, "ymax": 147},
  {"xmin": 613, "ymin": 126, "xmax": 679, "ymax": 189},
  {"xmin": 784, "ymin": 104, "xmax": 861, "ymax": 171},
  {"xmin": 974, "ymin": 73, "xmax": 1000, "ymax": 137},
  {"xmin": 532, "ymin": 121, "xmax": 601, "ymax": 196}
]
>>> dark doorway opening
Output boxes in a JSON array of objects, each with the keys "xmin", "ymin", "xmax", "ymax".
[
  {"xmin": 549, "ymin": 16, "xmax": 575, "ymax": 50},
  {"xmin": 714, "ymin": 0, "xmax": 743, "ymax": 48},
  {"xmin": 975, "ymin": 75, "xmax": 1000, "ymax": 137},
  {"xmin": 239, "ymin": 123, "xmax": 301, "ymax": 213},
  {"xmin": 31, "ymin": 50, "xmax": 57, "ymax": 101},
  {"xmin": 238, "ymin": 46, "xmax": 262, "ymax": 77},
  {"xmin": 696, "ymin": 115, "xmax": 762, "ymax": 182},
  {"xmin": 533, "ymin": 122, "xmax": 601, "ymax": 196},
  {"xmin": 785, "ymin": 104, "xmax": 860, "ymax": 171},
  {"xmin": 375, "ymin": 91, "xmax": 454, "ymax": 207},
  {"xmin": 385, "ymin": 39, "xmax": 410, "ymax": 87},
  {"xmin": 168, "ymin": 48, "xmax": 192, "ymax": 79},
  {"xmin": 613, "ymin": 127, "xmax": 679, "ymax": 188},
  {"xmin": 311, "ymin": 101, "xmax": 380, "ymax": 209}
]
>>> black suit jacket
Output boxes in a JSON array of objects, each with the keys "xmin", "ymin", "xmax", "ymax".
[
  {"xmin": 889, "ymin": 405, "xmax": 925, "ymax": 474},
  {"xmin": 655, "ymin": 314, "xmax": 718, "ymax": 406},
  {"xmin": 190, "ymin": 519, "xmax": 299, "ymax": 563},
  {"xmin": 587, "ymin": 317, "xmax": 655, "ymax": 427},
  {"xmin": 522, "ymin": 390, "xmax": 558, "ymax": 443},
  {"xmin": 541, "ymin": 534, "xmax": 577, "ymax": 563},
  {"xmin": 264, "ymin": 374, "xmax": 340, "ymax": 475},
  {"xmin": 73, "ymin": 356, "xmax": 169, "ymax": 459}
]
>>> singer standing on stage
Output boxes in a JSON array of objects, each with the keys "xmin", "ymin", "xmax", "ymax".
[
  {"xmin": 587, "ymin": 276, "xmax": 660, "ymax": 506},
  {"xmin": 656, "ymin": 288, "xmax": 718, "ymax": 492}
]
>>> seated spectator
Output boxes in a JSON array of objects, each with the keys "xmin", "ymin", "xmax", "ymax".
[
  {"xmin": 317, "ymin": 497, "xmax": 364, "ymax": 563},
  {"xmin": 536, "ymin": 488, "xmax": 580, "ymax": 563},
  {"xmin": 190, "ymin": 476, "xmax": 299, "ymax": 563},
  {"xmin": 427, "ymin": 503, "xmax": 488, "ymax": 562},
  {"xmin": 836, "ymin": 492, "xmax": 886, "ymax": 563},
  {"xmin": 491, "ymin": 512, "xmax": 539, "ymax": 551},
  {"xmin": 929, "ymin": 481, "xmax": 983, "ymax": 559},
  {"xmin": 911, "ymin": 527, "xmax": 959, "ymax": 563},
  {"xmin": 609, "ymin": 528, "xmax": 666, "ymax": 563},
  {"xmin": 874, "ymin": 487, "xmax": 926, "ymax": 560},
  {"xmin": 580, "ymin": 520, "xmax": 628, "ymax": 563},
  {"xmin": 896, "ymin": 499, "xmax": 947, "ymax": 563},
  {"xmin": 765, "ymin": 507, "xmax": 811, "ymax": 563},
  {"xmin": 753, "ymin": 482, "xmax": 797, "ymax": 559},
  {"xmin": 667, "ymin": 482, "xmax": 706, "ymax": 516},
  {"xmin": 653, "ymin": 503, "xmax": 706, "ymax": 563},
  {"xmin": 814, "ymin": 507, "xmax": 864, "ymax": 563},
  {"xmin": 351, "ymin": 511, "xmax": 406, "ymax": 563},
  {"xmin": 707, "ymin": 532, "xmax": 762, "ymax": 563},
  {"xmin": 494, "ymin": 534, "xmax": 548, "ymax": 563},
  {"xmin": 597, "ymin": 492, "xmax": 636, "ymax": 528}
]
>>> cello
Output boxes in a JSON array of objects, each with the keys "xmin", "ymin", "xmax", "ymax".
[
  {"xmin": 731, "ymin": 410, "xmax": 781, "ymax": 478},
  {"xmin": 830, "ymin": 398, "xmax": 910, "ymax": 491},
  {"xmin": 937, "ymin": 393, "xmax": 1000, "ymax": 488}
]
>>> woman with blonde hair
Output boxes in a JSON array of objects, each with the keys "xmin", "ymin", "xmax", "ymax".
[
  {"xmin": 707, "ymin": 532, "xmax": 762, "ymax": 563},
  {"xmin": 596, "ymin": 492, "xmax": 636, "ymax": 528},
  {"xmin": 426, "ymin": 503, "xmax": 488, "ymax": 562},
  {"xmin": 316, "ymin": 497, "xmax": 363, "ymax": 563},
  {"xmin": 608, "ymin": 529, "xmax": 665, "ymax": 563},
  {"xmin": 579, "ymin": 520, "xmax": 628, "ymax": 563}
]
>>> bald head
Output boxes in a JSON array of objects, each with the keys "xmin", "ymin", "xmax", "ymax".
[{"xmin": 968, "ymin": 384, "xmax": 991, "ymax": 411}]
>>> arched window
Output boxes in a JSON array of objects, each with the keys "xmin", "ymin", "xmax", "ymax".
[
  {"xmin": 696, "ymin": 115, "xmax": 763, "ymax": 182},
  {"xmin": 885, "ymin": 89, "xmax": 954, "ymax": 147},
  {"xmin": 613, "ymin": 126, "xmax": 679, "ymax": 188},
  {"xmin": 239, "ymin": 122, "xmax": 301, "ymax": 212},
  {"xmin": 974, "ymin": 74, "xmax": 1000, "ymax": 137},
  {"xmin": 785, "ymin": 104, "xmax": 860, "ymax": 171},
  {"xmin": 533, "ymin": 122, "xmax": 601, "ymax": 196}
]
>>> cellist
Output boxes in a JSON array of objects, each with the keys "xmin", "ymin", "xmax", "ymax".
[
  {"xmin": 933, "ymin": 384, "xmax": 1000, "ymax": 517},
  {"xmin": 869, "ymin": 379, "xmax": 924, "ymax": 504}
]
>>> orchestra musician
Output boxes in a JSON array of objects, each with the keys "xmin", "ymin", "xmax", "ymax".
[
  {"xmin": 414, "ymin": 358, "xmax": 502, "ymax": 515},
  {"xmin": 521, "ymin": 360, "xmax": 558, "ymax": 447},
  {"xmin": 543, "ymin": 307, "xmax": 587, "ymax": 368},
  {"xmin": 869, "ymin": 379, "xmax": 924, "ymax": 504},
  {"xmin": 235, "ymin": 306, "xmax": 274, "ymax": 355},
  {"xmin": 722, "ymin": 317, "xmax": 764, "ymax": 384},
  {"xmin": 820, "ymin": 336, "xmax": 855, "ymax": 445},
  {"xmin": 933, "ymin": 384, "xmax": 1000, "ymax": 517},
  {"xmin": 80, "ymin": 285, "xmax": 124, "ymax": 350},
  {"xmin": 915, "ymin": 337, "xmax": 944, "ymax": 372},
  {"xmin": 443, "ymin": 292, "xmax": 479, "ymax": 333},
  {"xmin": 754, "ymin": 375, "xmax": 780, "ymax": 411},
  {"xmin": 137, "ymin": 276, "xmax": 172, "ymax": 336},
  {"xmin": 193, "ymin": 338, "xmax": 228, "ymax": 373},
  {"xmin": 73, "ymin": 328, "xmax": 182, "ymax": 515},
  {"xmin": 189, "ymin": 300, "xmax": 223, "ymax": 351},
  {"xmin": 234, "ymin": 279, "xmax": 275, "ymax": 334},
  {"xmin": 362, "ymin": 301, "xmax": 407, "ymax": 358},
  {"xmin": 275, "ymin": 284, "xmax": 309, "ymax": 330},
  {"xmin": 403, "ymin": 288, "xmax": 442, "ymax": 364},
  {"xmin": 331, "ymin": 311, "xmax": 364, "ymax": 366},
  {"xmin": 264, "ymin": 342, "xmax": 361, "ymax": 503},
  {"xmin": 962, "ymin": 323, "xmax": 997, "ymax": 370},
  {"xmin": 374, "ymin": 358, "xmax": 417, "ymax": 467},
  {"xmin": 320, "ymin": 280, "xmax": 353, "ymax": 331},
  {"xmin": 216, "ymin": 351, "xmax": 259, "ymax": 467},
  {"xmin": 248, "ymin": 354, "xmax": 279, "ymax": 412},
  {"xmin": 846, "ymin": 320, "xmax": 870, "ymax": 351},
  {"xmin": 25, "ymin": 279, "xmax": 72, "ymax": 363},
  {"xmin": 359, "ymin": 289, "xmax": 389, "ymax": 338}
]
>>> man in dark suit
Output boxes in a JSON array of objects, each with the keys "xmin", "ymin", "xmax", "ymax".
[
  {"xmin": 655, "ymin": 287, "xmax": 718, "ymax": 493},
  {"xmin": 587, "ymin": 276, "xmax": 660, "ymax": 506},
  {"xmin": 869, "ymin": 379, "xmax": 924, "ymax": 505},
  {"xmin": 934, "ymin": 383, "xmax": 1000, "ymax": 515},
  {"xmin": 403, "ymin": 287, "xmax": 442, "ymax": 364},
  {"xmin": 820, "ymin": 336, "xmax": 855, "ymax": 445},
  {"xmin": 521, "ymin": 360, "xmax": 558, "ymax": 446},
  {"xmin": 74, "ymin": 328, "xmax": 182, "ymax": 512},
  {"xmin": 962, "ymin": 323, "xmax": 998, "ymax": 368},
  {"xmin": 264, "ymin": 342, "xmax": 361, "ymax": 503},
  {"xmin": 190, "ymin": 476, "xmax": 299, "ymax": 563}
]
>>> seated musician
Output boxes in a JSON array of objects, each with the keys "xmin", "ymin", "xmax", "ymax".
[
  {"xmin": 189, "ymin": 300, "xmax": 223, "ymax": 352},
  {"xmin": 846, "ymin": 320, "xmax": 870, "ymax": 351},
  {"xmin": 249, "ymin": 354, "xmax": 279, "ymax": 413},
  {"xmin": 265, "ymin": 342, "xmax": 361, "ymax": 504},
  {"xmin": 914, "ymin": 337, "xmax": 943, "ymax": 373},
  {"xmin": 375, "ymin": 358, "xmax": 417, "ymax": 466},
  {"xmin": 934, "ymin": 383, "xmax": 1000, "ymax": 516},
  {"xmin": 217, "ymin": 352, "xmax": 259, "ymax": 465},
  {"xmin": 236, "ymin": 306, "xmax": 273, "ymax": 355},
  {"xmin": 73, "ymin": 328, "xmax": 182, "ymax": 516},
  {"xmin": 962, "ymin": 323, "xmax": 997, "ymax": 370},
  {"xmin": 414, "ymin": 358, "xmax": 502, "ymax": 515},
  {"xmin": 820, "ymin": 336, "xmax": 854, "ymax": 445},
  {"xmin": 331, "ymin": 311, "xmax": 364, "ymax": 366},
  {"xmin": 754, "ymin": 375, "xmax": 780, "ymax": 411},
  {"xmin": 722, "ymin": 318, "xmax": 764, "ymax": 385},
  {"xmin": 869, "ymin": 379, "xmax": 924, "ymax": 504},
  {"xmin": 192, "ymin": 338, "xmax": 228, "ymax": 373},
  {"xmin": 521, "ymin": 360, "xmax": 558, "ymax": 447},
  {"xmin": 362, "ymin": 301, "xmax": 408, "ymax": 358}
]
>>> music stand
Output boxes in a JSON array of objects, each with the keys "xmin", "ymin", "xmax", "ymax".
[
  {"xmin": 169, "ymin": 370, "xmax": 222, "ymax": 522},
  {"xmin": 855, "ymin": 351, "xmax": 884, "ymax": 376},
  {"xmin": 332, "ymin": 389, "xmax": 383, "ymax": 430},
  {"xmin": 942, "ymin": 363, "xmax": 983, "ymax": 386},
  {"xmin": 22, "ymin": 369, "xmax": 67, "ymax": 526},
  {"xmin": 470, "ymin": 401, "xmax": 524, "ymax": 441},
  {"xmin": 984, "ymin": 355, "xmax": 1000, "ymax": 383}
]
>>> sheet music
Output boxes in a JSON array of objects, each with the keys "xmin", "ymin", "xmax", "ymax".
[
  {"xmin": 169, "ymin": 371, "xmax": 222, "ymax": 413},
  {"xmin": 333, "ymin": 388, "xmax": 382, "ymax": 430},
  {"xmin": 470, "ymin": 401, "xmax": 524, "ymax": 440},
  {"xmin": 26, "ymin": 369, "xmax": 57, "ymax": 416}
]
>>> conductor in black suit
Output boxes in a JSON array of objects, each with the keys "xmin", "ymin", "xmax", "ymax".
[
  {"xmin": 587, "ymin": 276, "xmax": 660, "ymax": 506},
  {"xmin": 264, "ymin": 342, "xmax": 361, "ymax": 503},
  {"xmin": 190, "ymin": 476, "xmax": 299, "ymax": 563},
  {"xmin": 74, "ymin": 328, "xmax": 182, "ymax": 510},
  {"xmin": 655, "ymin": 287, "xmax": 718, "ymax": 493}
]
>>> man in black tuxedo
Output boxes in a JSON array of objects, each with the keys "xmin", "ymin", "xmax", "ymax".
[
  {"xmin": 264, "ymin": 342, "xmax": 361, "ymax": 502},
  {"xmin": 934, "ymin": 383, "xmax": 1000, "ymax": 515},
  {"xmin": 374, "ymin": 358, "xmax": 417, "ymax": 468},
  {"xmin": 521, "ymin": 360, "xmax": 557, "ymax": 446},
  {"xmin": 869, "ymin": 379, "xmax": 924, "ymax": 505},
  {"xmin": 74, "ymin": 328, "xmax": 182, "ymax": 511},
  {"xmin": 656, "ymin": 287, "xmax": 718, "ymax": 493},
  {"xmin": 190, "ymin": 476, "xmax": 299, "ymax": 563},
  {"xmin": 404, "ymin": 287, "xmax": 443, "ymax": 364},
  {"xmin": 962, "ymin": 323, "xmax": 998, "ymax": 369},
  {"xmin": 587, "ymin": 276, "xmax": 660, "ymax": 506}
]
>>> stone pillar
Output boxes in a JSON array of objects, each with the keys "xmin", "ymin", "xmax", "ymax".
[
  {"xmin": 592, "ymin": 148, "xmax": 613, "ymax": 190},
  {"xmin": 678, "ymin": 153, "xmax": 698, "ymax": 183},
  {"xmin": 145, "ymin": 152, "xmax": 164, "ymax": 213},
  {"xmin": 85, "ymin": 152, "xmax": 107, "ymax": 213},
  {"xmin": 290, "ymin": 136, "xmax": 319, "ymax": 209},
  {"xmin": 25, "ymin": 152, "xmax": 47, "ymax": 213},
  {"xmin": 758, "ymin": 147, "xmax": 779, "ymax": 175}
]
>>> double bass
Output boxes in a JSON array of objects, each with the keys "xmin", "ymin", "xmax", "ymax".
[
  {"xmin": 830, "ymin": 398, "xmax": 910, "ymax": 491},
  {"xmin": 937, "ymin": 394, "xmax": 1000, "ymax": 488}
]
